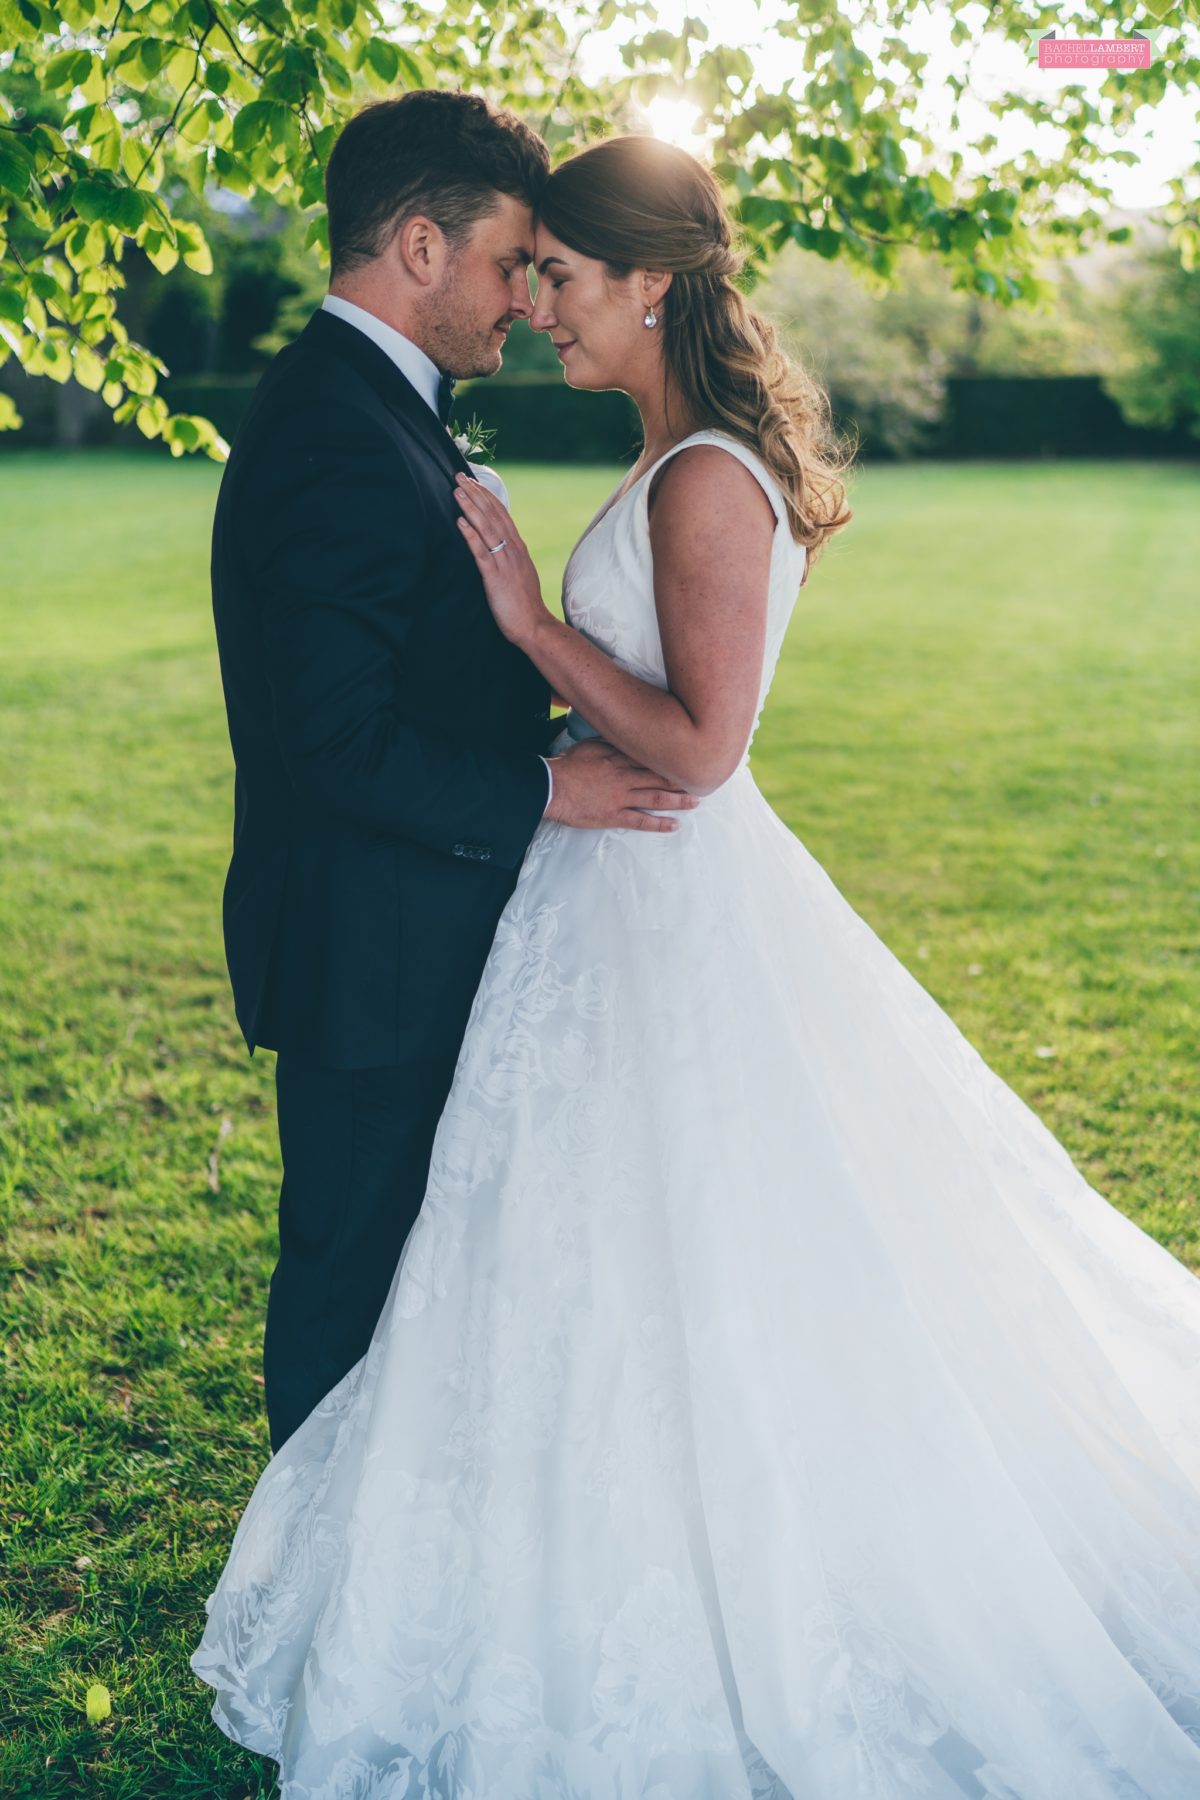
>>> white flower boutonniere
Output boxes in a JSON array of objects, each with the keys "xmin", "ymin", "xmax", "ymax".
[{"xmin": 450, "ymin": 414, "xmax": 497, "ymax": 462}]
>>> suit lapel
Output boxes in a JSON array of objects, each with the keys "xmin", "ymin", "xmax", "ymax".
[{"xmin": 301, "ymin": 308, "xmax": 474, "ymax": 484}]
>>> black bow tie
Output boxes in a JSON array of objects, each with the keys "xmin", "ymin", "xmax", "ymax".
[{"xmin": 436, "ymin": 370, "xmax": 456, "ymax": 426}]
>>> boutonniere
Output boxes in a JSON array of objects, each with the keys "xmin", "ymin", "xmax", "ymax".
[{"xmin": 450, "ymin": 414, "xmax": 497, "ymax": 462}]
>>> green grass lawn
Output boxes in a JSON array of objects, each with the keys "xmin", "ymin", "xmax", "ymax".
[{"xmin": 1, "ymin": 448, "xmax": 1197, "ymax": 1797}]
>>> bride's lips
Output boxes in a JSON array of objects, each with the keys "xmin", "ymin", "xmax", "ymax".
[{"xmin": 554, "ymin": 340, "xmax": 576, "ymax": 360}]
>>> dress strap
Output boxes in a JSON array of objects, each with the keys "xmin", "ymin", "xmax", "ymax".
[{"xmin": 643, "ymin": 429, "xmax": 790, "ymax": 531}]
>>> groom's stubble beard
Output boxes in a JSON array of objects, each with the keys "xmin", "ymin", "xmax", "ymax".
[{"xmin": 413, "ymin": 241, "xmax": 513, "ymax": 381}]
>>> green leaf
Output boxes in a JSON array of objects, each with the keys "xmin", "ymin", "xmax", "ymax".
[
  {"xmin": 110, "ymin": 185, "xmax": 146, "ymax": 233},
  {"xmin": 319, "ymin": 50, "xmax": 352, "ymax": 95},
  {"xmin": 638, "ymin": 29, "xmax": 679, "ymax": 62},
  {"xmin": 43, "ymin": 48, "xmax": 91, "ymax": 93},
  {"xmin": 819, "ymin": 137, "xmax": 853, "ymax": 172},
  {"xmin": 74, "ymin": 343, "xmax": 106, "ymax": 391},
  {"xmin": 0, "ymin": 285, "xmax": 25, "ymax": 326},
  {"xmin": 232, "ymin": 98, "xmax": 297, "ymax": 155},
  {"xmin": 0, "ymin": 139, "xmax": 34, "ymax": 198},
  {"xmin": 69, "ymin": 178, "xmax": 113, "ymax": 224},
  {"xmin": 736, "ymin": 195, "xmax": 796, "ymax": 231},
  {"xmin": 84, "ymin": 1683, "xmax": 112, "ymax": 1724},
  {"xmin": 182, "ymin": 236, "xmax": 212, "ymax": 275},
  {"xmin": 394, "ymin": 46, "xmax": 427, "ymax": 88},
  {"xmin": 212, "ymin": 146, "xmax": 253, "ymax": 197},
  {"xmin": 299, "ymin": 161, "xmax": 325, "ymax": 207},
  {"xmin": 177, "ymin": 103, "xmax": 208, "ymax": 147},
  {"xmin": 365, "ymin": 38, "xmax": 400, "ymax": 88},
  {"xmin": 0, "ymin": 392, "xmax": 22, "ymax": 431},
  {"xmin": 137, "ymin": 38, "xmax": 167, "ymax": 78},
  {"xmin": 165, "ymin": 43, "xmax": 198, "ymax": 93},
  {"xmin": 949, "ymin": 213, "xmax": 980, "ymax": 255},
  {"xmin": 0, "ymin": 0, "xmax": 37, "ymax": 43},
  {"xmin": 81, "ymin": 53, "xmax": 107, "ymax": 104},
  {"xmin": 877, "ymin": 134, "xmax": 904, "ymax": 179},
  {"xmin": 72, "ymin": 178, "xmax": 146, "ymax": 234},
  {"xmin": 30, "ymin": 121, "xmax": 68, "ymax": 159},
  {"xmin": 173, "ymin": 221, "xmax": 213, "ymax": 275},
  {"xmin": 230, "ymin": 100, "xmax": 271, "ymax": 154}
]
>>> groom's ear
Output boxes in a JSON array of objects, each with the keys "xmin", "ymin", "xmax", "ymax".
[{"xmin": 393, "ymin": 213, "xmax": 449, "ymax": 288}]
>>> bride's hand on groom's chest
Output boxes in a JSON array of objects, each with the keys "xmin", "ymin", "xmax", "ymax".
[{"xmin": 452, "ymin": 472, "xmax": 547, "ymax": 652}]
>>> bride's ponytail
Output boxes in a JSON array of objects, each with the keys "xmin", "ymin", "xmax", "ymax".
[{"xmin": 538, "ymin": 135, "xmax": 856, "ymax": 572}]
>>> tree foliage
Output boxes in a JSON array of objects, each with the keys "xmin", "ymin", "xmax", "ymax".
[
  {"xmin": 1, "ymin": 0, "xmax": 1197, "ymax": 456},
  {"xmin": 1101, "ymin": 242, "xmax": 1200, "ymax": 437}
]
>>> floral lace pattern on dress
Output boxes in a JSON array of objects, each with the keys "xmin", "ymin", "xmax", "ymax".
[{"xmin": 193, "ymin": 434, "xmax": 1200, "ymax": 1798}]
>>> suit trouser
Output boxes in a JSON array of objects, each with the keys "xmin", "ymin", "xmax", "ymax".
[{"xmin": 264, "ymin": 1047, "xmax": 460, "ymax": 1455}]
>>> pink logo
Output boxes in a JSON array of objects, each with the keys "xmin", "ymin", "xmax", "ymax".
[{"xmin": 1026, "ymin": 24, "xmax": 1163, "ymax": 69}]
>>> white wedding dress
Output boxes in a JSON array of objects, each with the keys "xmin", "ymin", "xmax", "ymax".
[{"xmin": 191, "ymin": 431, "xmax": 1200, "ymax": 1799}]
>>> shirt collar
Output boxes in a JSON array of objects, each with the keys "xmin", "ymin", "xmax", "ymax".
[{"xmin": 320, "ymin": 293, "xmax": 443, "ymax": 418}]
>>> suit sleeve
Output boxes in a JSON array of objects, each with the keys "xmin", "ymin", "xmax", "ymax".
[{"xmin": 242, "ymin": 404, "xmax": 550, "ymax": 870}]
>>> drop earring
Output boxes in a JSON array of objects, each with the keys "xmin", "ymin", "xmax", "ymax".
[{"xmin": 643, "ymin": 303, "xmax": 658, "ymax": 328}]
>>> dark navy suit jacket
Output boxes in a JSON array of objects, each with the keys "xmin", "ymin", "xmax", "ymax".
[{"xmin": 210, "ymin": 306, "xmax": 560, "ymax": 1068}]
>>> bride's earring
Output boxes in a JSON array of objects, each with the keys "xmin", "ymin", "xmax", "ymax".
[{"xmin": 643, "ymin": 303, "xmax": 658, "ymax": 329}]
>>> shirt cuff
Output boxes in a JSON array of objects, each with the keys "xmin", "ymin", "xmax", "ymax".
[
  {"xmin": 468, "ymin": 461, "xmax": 510, "ymax": 510},
  {"xmin": 539, "ymin": 755, "xmax": 554, "ymax": 817}
]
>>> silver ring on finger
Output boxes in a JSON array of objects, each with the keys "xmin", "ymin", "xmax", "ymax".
[{"xmin": 487, "ymin": 539, "xmax": 508, "ymax": 555}]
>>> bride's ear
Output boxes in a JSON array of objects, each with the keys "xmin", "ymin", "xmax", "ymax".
[{"xmin": 640, "ymin": 270, "xmax": 673, "ymax": 312}]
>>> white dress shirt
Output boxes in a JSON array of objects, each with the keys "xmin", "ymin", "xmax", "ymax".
[{"xmin": 320, "ymin": 294, "xmax": 555, "ymax": 817}]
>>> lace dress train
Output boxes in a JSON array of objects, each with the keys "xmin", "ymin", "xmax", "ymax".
[{"xmin": 191, "ymin": 433, "xmax": 1200, "ymax": 1798}]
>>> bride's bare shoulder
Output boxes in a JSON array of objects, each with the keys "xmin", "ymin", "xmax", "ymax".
[{"xmin": 647, "ymin": 439, "xmax": 777, "ymax": 547}]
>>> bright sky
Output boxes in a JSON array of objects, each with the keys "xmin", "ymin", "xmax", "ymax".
[{"xmin": 579, "ymin": 0, "xmax": 1200, "ymax": 216}]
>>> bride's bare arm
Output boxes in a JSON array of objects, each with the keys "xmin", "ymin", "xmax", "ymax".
[{"xmin": 454, "ymin": 448, "xmax": 776, "ymax": 796}]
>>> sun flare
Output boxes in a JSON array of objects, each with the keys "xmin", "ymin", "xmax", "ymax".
[{"xmin": 642, "ymin": 94, "xmax": 709, "ymax": 153}]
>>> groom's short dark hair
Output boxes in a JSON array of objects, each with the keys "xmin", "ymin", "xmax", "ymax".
[{"xmin": 325, "ymin": 91, "xmax": 549, "ymax": 277}]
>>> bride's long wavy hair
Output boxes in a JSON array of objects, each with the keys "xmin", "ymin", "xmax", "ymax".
[{"xmin": 538, "ymin": 134, "xmax": 856, "ymax": 569}]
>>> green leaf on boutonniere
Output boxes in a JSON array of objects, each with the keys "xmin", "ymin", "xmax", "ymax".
[{"xmin": 450, "ymin": 414, "xmax": 497, "ymax": 462}]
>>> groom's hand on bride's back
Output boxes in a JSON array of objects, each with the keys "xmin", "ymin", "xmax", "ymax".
[{"xmin": 543, "ymin": 739, "xmax": 701, "ymax": 833}]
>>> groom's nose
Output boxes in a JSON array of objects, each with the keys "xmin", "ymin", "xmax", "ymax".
[{"xmin": 507, "ymin": 267, "xmax": 534, "ymax": 319}]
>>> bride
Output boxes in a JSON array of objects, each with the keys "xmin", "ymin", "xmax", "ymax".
[{"xmin": 191, "ymin": 135, "xmax": 1200, "ymax": 1798}]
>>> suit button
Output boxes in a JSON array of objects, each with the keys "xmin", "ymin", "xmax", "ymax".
[
  {"xmin": 452, "ymin": 844, "xmax": 466, "ymax": 856},
  {"xmin": 479, "ymin": 850, "xmax": 491, "ymax": 861}
]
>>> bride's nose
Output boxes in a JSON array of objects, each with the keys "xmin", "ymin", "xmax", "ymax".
[{"xmin": 529, "ymin": 286, "xmax": 555, "ymax": 333}]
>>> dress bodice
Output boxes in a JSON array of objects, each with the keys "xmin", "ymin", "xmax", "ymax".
[{"xmin": 560, "ymin": 429, "xmax": 808, "ymax": 766}]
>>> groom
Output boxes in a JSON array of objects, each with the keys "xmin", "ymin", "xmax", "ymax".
[{"xmin": 211, "ymin": 90, "xmax": 694, "ymax": 1453}]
